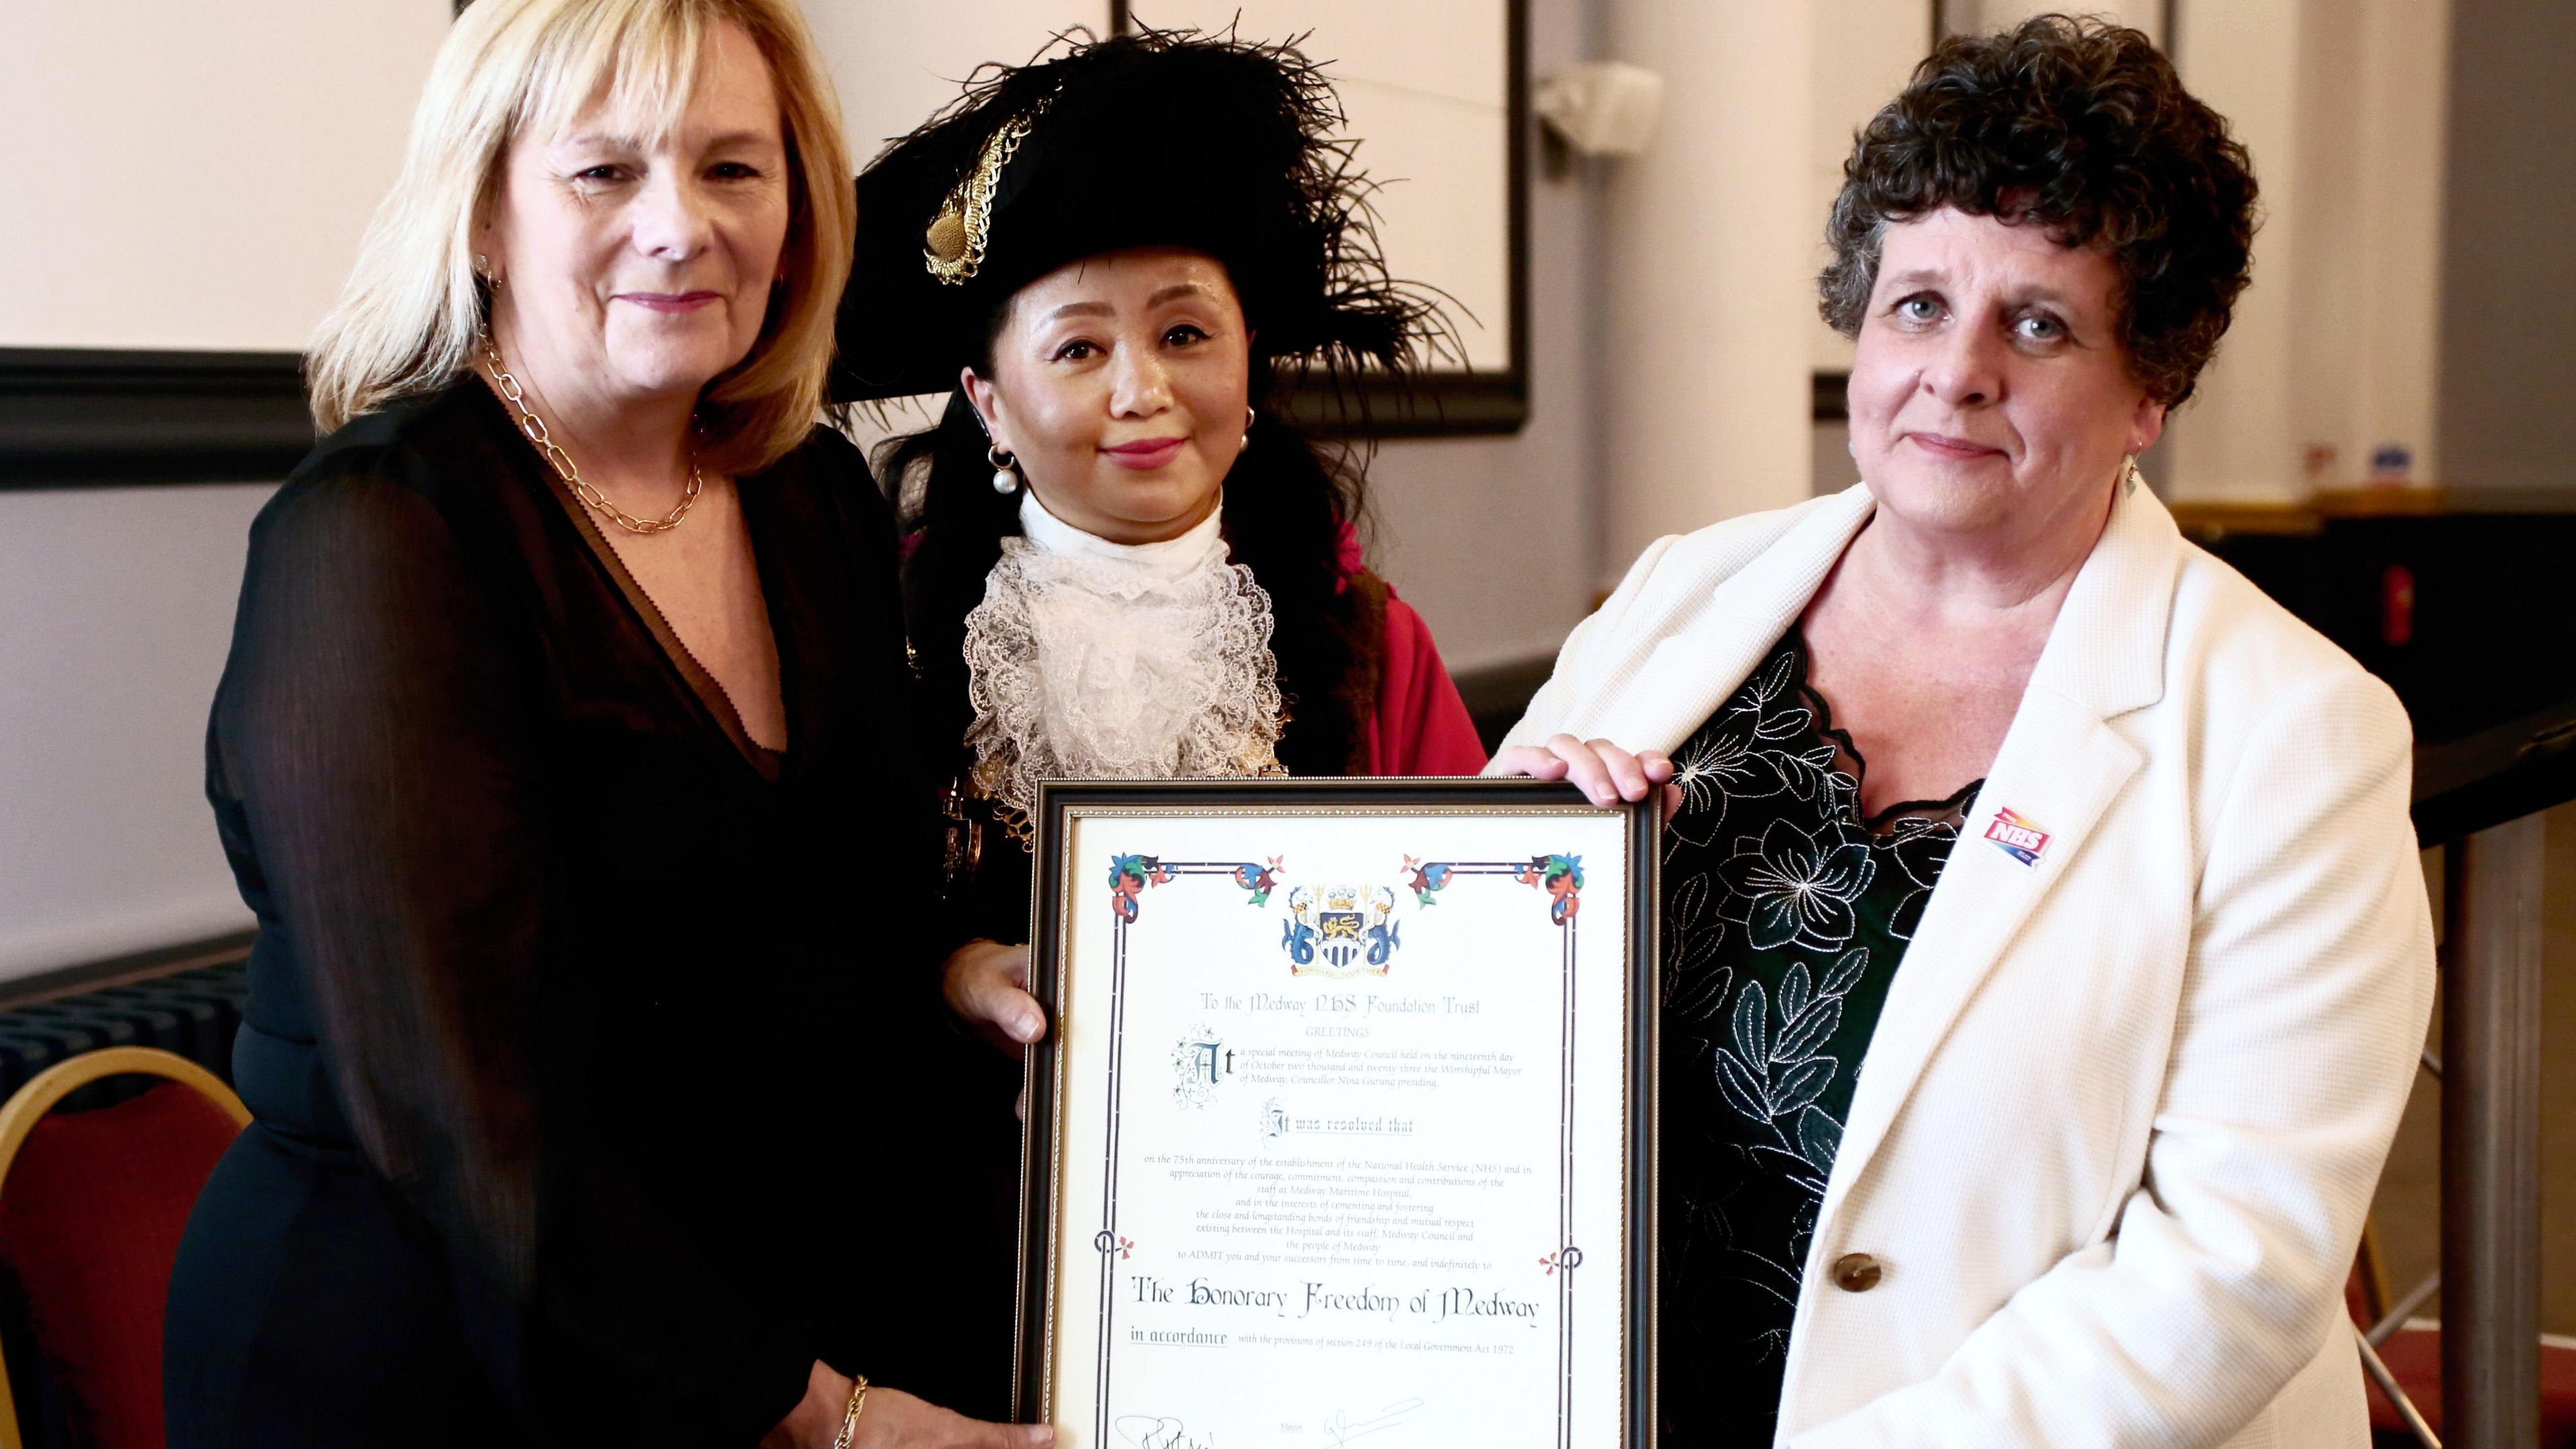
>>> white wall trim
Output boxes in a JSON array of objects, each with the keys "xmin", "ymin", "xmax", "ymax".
[{"xmin": 0, "ymin": 893, "xmax": 254, "ymax": 983}]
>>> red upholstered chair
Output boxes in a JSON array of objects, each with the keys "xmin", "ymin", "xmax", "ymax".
[{"xmin": 0, "ymin": 1046, "xmax": 249, "ymax": 1449}]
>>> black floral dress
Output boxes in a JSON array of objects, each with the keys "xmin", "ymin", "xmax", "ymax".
[{"xmin": 1656, "ymin": 627, "xmax": 1981, "ymax": 1444}]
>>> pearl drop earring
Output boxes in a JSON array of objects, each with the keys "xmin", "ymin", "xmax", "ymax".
[{"xmin": 988, "ymin": 444, "xmax": 1020, "ymax": 496}]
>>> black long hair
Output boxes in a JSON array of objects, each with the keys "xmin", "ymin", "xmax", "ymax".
[{"xmin": 883, "ymin": 341, "xmax": 1383, "ymax": 779}]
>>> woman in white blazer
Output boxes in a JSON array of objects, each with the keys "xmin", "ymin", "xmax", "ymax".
[{"xmin": 1497, "ymin": 17, "xmax": 2435, "ymax": 1448}]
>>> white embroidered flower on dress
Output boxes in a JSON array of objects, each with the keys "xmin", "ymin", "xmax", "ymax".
[
  {"xmin": 1882, "ymin": 816, "xmax": 1960, "ymax": 941},
  {"xmin": 1715, "ymin": 817, "xmax": 1878, "ymax": 952},
  {"xmin": 1668, "ymin": 720, "xmax": 1791, "ymax": 845}
]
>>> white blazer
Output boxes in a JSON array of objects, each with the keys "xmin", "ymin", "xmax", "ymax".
[{"xmin": 1496, "ymin": 481, "xmax": 2436, "ymax": 1448}]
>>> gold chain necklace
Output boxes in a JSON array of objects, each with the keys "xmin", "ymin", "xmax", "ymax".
[{"xmin": 478, "ymin": 333, "xmax": 704, "ymax": 535}]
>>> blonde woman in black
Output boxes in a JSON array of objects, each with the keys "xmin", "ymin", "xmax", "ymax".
[{"xmin": 165, "ymin": 3, "xmax": 1043, "ymax": 1444}]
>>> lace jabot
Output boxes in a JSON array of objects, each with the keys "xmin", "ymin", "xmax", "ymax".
[{"xmin": 961, "ymin": 492, "xmax": 1285, "ymax": 828}]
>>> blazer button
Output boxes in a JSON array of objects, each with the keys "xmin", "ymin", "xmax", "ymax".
[{"xmin": 1831, "ymin": 1253, "xmax": 1883, "ymax": 1293}]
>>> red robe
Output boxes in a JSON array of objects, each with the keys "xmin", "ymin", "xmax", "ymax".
[
  {"xmin": 1364, "ymin": 586, "xmax": 1489, "ymax": 775},
  {"xmin": 1338, "ymin": 523, "xmax": 1485, "ymax": 774}
]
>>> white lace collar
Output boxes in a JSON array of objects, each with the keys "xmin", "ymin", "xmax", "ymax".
[
  {"xmin": 1015, "ymin": 490, "xmax": 1227, "ymax": 580},
  {"xmin": 961, "ymin": 492, "xmax": 1285, "ymax": 832}
]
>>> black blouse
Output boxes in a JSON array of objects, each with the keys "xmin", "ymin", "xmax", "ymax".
[
  {"xmin": 201, "ymin": 381, "xmax": 963, "ymax": 1442},
  {"xmin": 1655, "ymin": 628, "xmax": 1980, "ymax": 1445}
]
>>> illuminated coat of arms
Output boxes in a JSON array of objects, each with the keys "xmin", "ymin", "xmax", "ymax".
[{"xmin": 1281, "ymin": 884, "xmax": 1400, "ymax": 976}]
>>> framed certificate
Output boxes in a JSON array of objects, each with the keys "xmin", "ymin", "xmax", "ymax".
[{"xmin": 1020, "ymin": 779, "xmax": 1658, "ymax": 1448}]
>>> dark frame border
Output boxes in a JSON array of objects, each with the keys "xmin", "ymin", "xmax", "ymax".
[
  {"xmin": 1016, "ymin": 776, "xmax": 1657, "ymax": 1442},
  {"xmin": 1114, "ymin": 0, "xmax": 1532, "ymax": 438}
]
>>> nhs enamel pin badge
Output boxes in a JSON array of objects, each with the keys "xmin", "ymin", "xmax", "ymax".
[{"xmin": 1983, "ymin": 808, "xmax": 2051, "ymax": 867}]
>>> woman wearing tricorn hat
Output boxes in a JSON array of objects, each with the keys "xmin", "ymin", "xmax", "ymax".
[
  {"xmin": 833, "ymin": 25, "xmax": 1488, "ymax": 1411},
  {"xmin": 840, "ymin": 30, "xmax": 1488, "ymax": 1044},
  {"xmin": 838, "ymin": 27, "xmax": 1488, "ymax": 951},
  {"xmin": 166, "ymin": 0, "xmax": 1049, "ymax": 1444}
]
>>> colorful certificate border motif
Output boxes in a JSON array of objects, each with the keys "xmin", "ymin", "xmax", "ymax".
[{"xmin": 1018, "ymin": 779, "xmax": 1660, "ymax": 1449}]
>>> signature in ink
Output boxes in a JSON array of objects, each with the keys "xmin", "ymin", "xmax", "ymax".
[
  {"xmin": 1116, "ymin": 1414, "xmax": 1217, "ymax": 1449},
  {"xmin": 1324, "ymin": 1397, "xmax": 1424, "ymax": 1446}
]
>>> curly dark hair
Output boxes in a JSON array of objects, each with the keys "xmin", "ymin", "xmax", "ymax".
[{"xmin": 1818, "ymin": 13, "xmax": 2257, "ymax": 405}]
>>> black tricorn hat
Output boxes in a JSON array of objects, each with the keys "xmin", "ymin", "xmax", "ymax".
[{"xmin": 830, "ymin": 26, "xmax": 1446, "ymax": 403}]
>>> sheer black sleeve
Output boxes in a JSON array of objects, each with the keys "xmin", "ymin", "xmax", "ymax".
[
  {"xmin": 209, "ymin": 422, "xmax": 1001, "ymax": 1440},
  {"xmin": 210, "ymin": 452, "xmax": 548, "ymax": 1299}
]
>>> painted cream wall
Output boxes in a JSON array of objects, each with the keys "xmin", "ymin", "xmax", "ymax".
[
  {"xmin": 1347, "ymin": 0, "xmax": 1596, "ymax": 674},
  {"xmin": 0, "ymin": 2, "xmax": 450, "ymax": 349},
  {"xmin": 805, "ymin": 1, "xmax": 1108, "ymax": 163},
  {"xmin": 0, "ymin": 2, "xmax": 449, "ymax": 977},
  {"xmin": 2349, "ymin": 0, "xmax": 2449, "ymax": 493},
  {"xmin": 2163, "ymin": 2, "xmax": 2306, "ymax": 503},
  {"xmin": 2277, "ymin": 0, "xmax": 2449, "ymax": 494},
  {"xmin": 1805, "ymin": 0, "xmax": 1932, "ymax": 381},
  {"xmin": 0, "ymin": 487, "xmax": 272, "ymax": 977},
  {"xmin": 1593, "ymin": 1, "xmax": 1816, "ymax": 589},
  {"xmin": 1946, "ymin": 0, "xmax": 2163, "ymax": 45},
  {"xmin": 2162, "ymin": 0, "xmax": 2447, "ymax": 501}
]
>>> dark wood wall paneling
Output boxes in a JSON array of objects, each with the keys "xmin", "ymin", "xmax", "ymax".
[{"xmin": 0, "ymin": 349, "xmax": 310, "ymax": 490}]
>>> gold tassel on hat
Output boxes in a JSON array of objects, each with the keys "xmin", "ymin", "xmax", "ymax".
[{"xmin": 924, "ymin": 95, "xmax": 1052, "ymax": 285}]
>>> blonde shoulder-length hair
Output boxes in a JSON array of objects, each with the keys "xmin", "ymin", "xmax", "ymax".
[{"xmin": 307, "ymin": 0, "xmax": 853, "ymax": 476}]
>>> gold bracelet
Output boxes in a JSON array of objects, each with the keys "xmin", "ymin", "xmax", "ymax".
[{"xmin": 830, "ymin": 1373, "xmax": 871, "ymax": 1449}]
